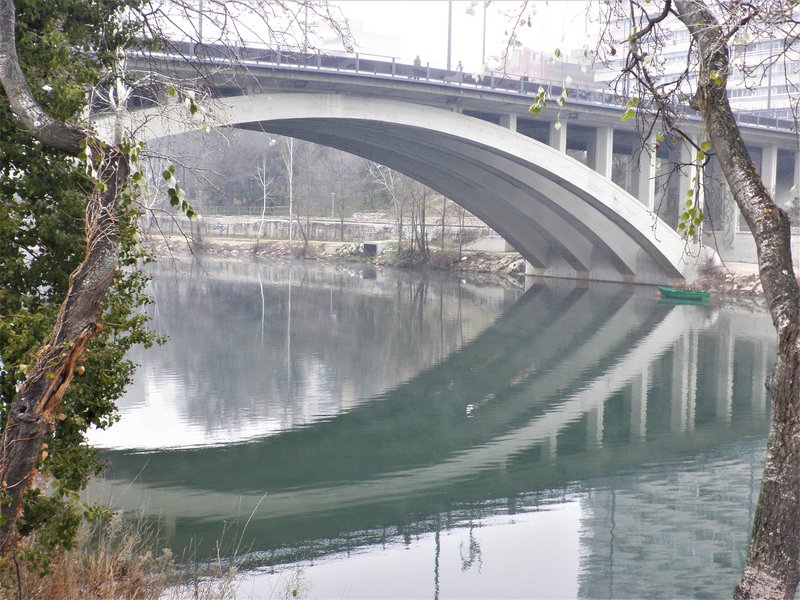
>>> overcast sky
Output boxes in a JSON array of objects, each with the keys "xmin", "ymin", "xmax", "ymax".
[{"xmin": 332, "ymin": 1, "xmax": 595, "ymax": 72}]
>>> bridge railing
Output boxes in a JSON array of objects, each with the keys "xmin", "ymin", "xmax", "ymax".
[{"xmin": 150, "ymin": 40, "xmax": 798, "ymax": 133}]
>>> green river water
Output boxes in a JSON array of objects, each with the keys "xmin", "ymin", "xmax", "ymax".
[{"xmin": 86, "ymin": 257, "xmax": 774, "ymax": 599}]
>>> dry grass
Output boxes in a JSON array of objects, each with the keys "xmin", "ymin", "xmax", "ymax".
[{"xmin": 0, "ymin": 513, "xmax": 237, "ymax": 600}]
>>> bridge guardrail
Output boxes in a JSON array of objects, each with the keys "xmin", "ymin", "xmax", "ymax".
[{"xmin": 149, "ymin": 40, "xmax": 798, "ymax": 133}]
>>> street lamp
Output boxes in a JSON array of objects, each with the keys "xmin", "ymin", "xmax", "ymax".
[
  {"xmin": 447, "ymin": 0, "xmax": 453, "ymax": 72},
  {"xmin": 331, "ymin": 192, "xmax": 336, "ymax": 218}
]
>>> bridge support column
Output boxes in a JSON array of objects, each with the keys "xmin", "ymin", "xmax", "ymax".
[
  {"xmin": 549, "ymin": 121, "xmax": 567, "ymax": 153},
  {"xmin": 590, "ymin": 125, "xmax": 614, "ymax": 179},
  {"xmin": 635, "ymin": 135, "xmax": 656, "ymax": 211},
  {"xmin": 762, "ymin": 145, "xmax": 778, "ymax": 198},
  {"xmin": 499, "ymin": 114, "xmax": 517, "ymax": 132}
]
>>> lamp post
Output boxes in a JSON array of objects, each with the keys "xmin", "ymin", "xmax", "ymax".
[
  {"xmin": 447, "ymin": 0, "xmax": 453, "ymax": 71},
  {"xmin": 331, "ymin": 192, "xmax": 336, "ymax": 218}
]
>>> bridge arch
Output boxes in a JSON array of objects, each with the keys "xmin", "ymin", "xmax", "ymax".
[{"xmin": 121, "ymin": 92, "xmax": 709, "ymax": 284}]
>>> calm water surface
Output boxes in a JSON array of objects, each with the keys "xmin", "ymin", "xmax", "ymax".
[{"xmin": 87, "ymin": 257, "xmax": 775, "ymax": 599}]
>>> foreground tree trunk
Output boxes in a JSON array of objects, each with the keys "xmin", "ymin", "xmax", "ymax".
[
  {"xmin": 0, "ymin": 0, "xmax": 128, "ymax": 553},
  {"xmin": 673, "ymin": 2, "xmax": 800, "ymax": 597},
  {"xmin": 0, "ymin": 151, "xmax": 127, "ymax": 552}
]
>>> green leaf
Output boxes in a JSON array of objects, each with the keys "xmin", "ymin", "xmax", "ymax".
[{"xmin": 700, "ymin": 140, "xmax": 712, "ymax": 152}]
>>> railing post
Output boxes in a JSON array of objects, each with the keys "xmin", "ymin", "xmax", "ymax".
[
  {"xmin": 355, "ymin": 53, "xmax": 359, "ymax": 72},
  {"xmin": 392, "ymin": 58, "xmax": 396, "ymax": 77},
  {"xmin": 317, "ymin": 50, "xmax": 321, "ymax": 69}
]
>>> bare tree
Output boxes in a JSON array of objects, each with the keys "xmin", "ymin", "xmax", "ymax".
[
  {"xmin": 369, "ymin": 162, "xmax": 407, "ymax": 251},
  {"xmin": 408, "ymin": 180, "xmax": 430, "ymax": 257},
  {"xmin": 593, "ymin": 1, "xmax": 800, "ymax": 596},
  {"xmin": 255, "ymin": 153, "xmax": 276, "ymax": 241}
]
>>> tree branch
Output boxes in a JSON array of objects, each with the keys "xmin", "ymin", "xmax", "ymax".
[{"xmin": 0, "ymin": 0, "xmax": 85, "ymax": 154}]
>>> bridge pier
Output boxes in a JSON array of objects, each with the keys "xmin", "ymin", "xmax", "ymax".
[
  {"xmin": 499, "ymin": 113, "xmax": 517, "ymax": 131},
  {"xmin": 549, "ymin": 120, "xmax": 567, "ymax": 153},
  {"xmin": 590, "ymin": 126, "xmax": 614, "ymax": 179},
  {"xmin": 635, "ymin": 134, "xmax": 657, "ymax": 211}
]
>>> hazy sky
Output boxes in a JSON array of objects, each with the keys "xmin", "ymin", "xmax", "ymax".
[{"xmin": 333, "ymin": 1, "xmax": 595, "ymax": 72}]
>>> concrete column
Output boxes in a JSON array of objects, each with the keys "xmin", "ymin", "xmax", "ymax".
[
  {"xmin": 762, "ymin": 145, "xmax": 778, "ymax": 198},
  {"xmin": 636, "ymin": 136, "xmax": 657, "ymax": 210},
  {"xmin": 549, "ymin": 121, "xmax": 567, "ymax": 153},
  {"xmin": 499, "ymin": 113, "xmax": 517, "ymax": 132},
  {"xmin": 592, "ymin": 126, "xmax": 614, "ymax": 179},
  {"xmin": 630, "ymin": 364, "xmax": 648, "ymax": 440},
  {"xmin": 742, "ymin": 144, "xmax": 778, "ymax": 232}
]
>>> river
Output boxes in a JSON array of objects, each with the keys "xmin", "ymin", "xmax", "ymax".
[{"xmin": 86, "ymin": 256, "xmax": 774, "ymax": 599}]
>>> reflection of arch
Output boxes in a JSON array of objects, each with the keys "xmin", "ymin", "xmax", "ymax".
[
  {"xmin": 114, "ymin": 93, "xmax": 701, "ymax": 284},
  {"xmin": 90, "ymin": 282, "xmax": 770, "ymax": 565}
]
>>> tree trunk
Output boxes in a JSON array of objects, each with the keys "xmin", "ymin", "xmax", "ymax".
[
  {"xmin": 0, "ymin": 0, "xmax": 131, "ymax": 554},
  {"xmin": 0, "ymin": 149, "xmax": 128, "ymax": 553},
  {"xmin": 674, "ymin": 2, "xmax": 800, "ymax": 598}
]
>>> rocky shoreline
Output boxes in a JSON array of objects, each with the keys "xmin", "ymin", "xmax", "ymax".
[{"xmin": 157, "ymin": 236, "xmax": 767, "ymax": 309}]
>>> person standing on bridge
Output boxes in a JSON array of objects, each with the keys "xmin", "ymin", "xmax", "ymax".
[{"xmin": 413, "ymin": 54, "xmax": 421, "ymax": 79}]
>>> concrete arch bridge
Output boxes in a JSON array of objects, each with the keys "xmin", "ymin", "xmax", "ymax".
[{"xmin": 109, "ymin": 53, "xmax": 800, "ymax": 284}]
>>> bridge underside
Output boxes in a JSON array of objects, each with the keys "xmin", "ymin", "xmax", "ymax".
[{"xmin": 127, "ymin": 93, "xmax": 705, "ymax": 284}]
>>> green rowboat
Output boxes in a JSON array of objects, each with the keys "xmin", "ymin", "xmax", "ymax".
[{"xmin": 656, "ymin": 285, "xmax": 710, "ymax": 303}]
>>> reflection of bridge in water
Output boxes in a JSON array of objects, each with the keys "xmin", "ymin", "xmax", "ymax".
[{"xmin": 90, "ymin": 281, "xmax": 772, "ymax": 581}]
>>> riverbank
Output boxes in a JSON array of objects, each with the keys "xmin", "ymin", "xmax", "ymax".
[
  {"xmin": 154, "ymin": 235, "xmax": 767, "ymax": 308},
  {"xmin": 156, "ymin": 236, "xmax": 529, "ymax": 286}
]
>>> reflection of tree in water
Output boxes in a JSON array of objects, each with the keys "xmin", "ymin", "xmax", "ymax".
[
  {"xmin": 459, "ymin": 522, "xmax": 483, "ymax": 573},
  {"xmin": 132, "ymin": 259, "xmax": 510, "ymax": 438}
]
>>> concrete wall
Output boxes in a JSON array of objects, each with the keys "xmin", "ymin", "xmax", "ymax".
[{"xmin": 143, "ymin": 214, "xmax": 504, "ymax": 248}]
